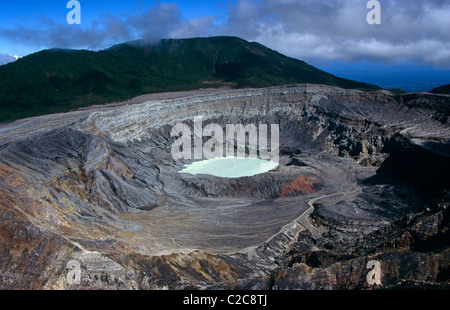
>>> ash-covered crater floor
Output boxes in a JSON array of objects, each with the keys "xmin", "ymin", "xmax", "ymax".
[{"xmin": 0, "ymin": 84, "xmax": 449, "ymax": 289}]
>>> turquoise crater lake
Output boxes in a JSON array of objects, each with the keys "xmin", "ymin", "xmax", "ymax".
[{"xmin": 179, "ymin": 157, "xmax": 279, "ymax": 178}]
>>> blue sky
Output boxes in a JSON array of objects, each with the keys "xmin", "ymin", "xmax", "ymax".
[{"xmin": 0, "ymin": 0, "xmax": 449, "ymax": 92}]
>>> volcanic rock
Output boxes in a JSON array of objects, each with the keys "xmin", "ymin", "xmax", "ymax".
[{"xmin": 0, "ymin": 84, "xmax": 449, "ymax": 289}]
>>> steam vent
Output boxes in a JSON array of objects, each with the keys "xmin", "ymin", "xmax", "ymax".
[{"xmin": 0, "ymin": 84, "xmax": 449, "ymax": 289}]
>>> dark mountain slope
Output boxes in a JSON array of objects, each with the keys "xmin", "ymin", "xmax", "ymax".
[
  {"xmin": 0, "ymin": 36, "xmax": 380, "ymax": 122},
  {"xmin": 430, "ymin": 84, "xmax": 450, "ymax": 95}
]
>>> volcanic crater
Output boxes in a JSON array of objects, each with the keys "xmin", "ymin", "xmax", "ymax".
[{"xmin": 0, "ymin": 84, "xmax": 449, "ymax": 289}]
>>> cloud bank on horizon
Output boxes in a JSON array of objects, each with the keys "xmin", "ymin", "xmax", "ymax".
[{"xmin": 0, "ymin": 0, "xmax": 449, "ymax": 69}]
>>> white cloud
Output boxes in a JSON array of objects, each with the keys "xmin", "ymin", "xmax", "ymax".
[
  {"xmin": 170, "ymin": 16, "xmax": 216, "ymax": 39},
  {"xmin": 221, "ymin": 0, "xmax": 450, "ymax": 68},
  {"xmin": 0, "ymin": 54, "xmax": 16, "ymax": 65},
  {"xmin": 0, "ymin": 3, "xmax": 185, "ymax": 51}
]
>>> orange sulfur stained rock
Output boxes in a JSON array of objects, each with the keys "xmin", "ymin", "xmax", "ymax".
[{"xmin": 278, "ymin": 175, "xmax": 318, "ymax": 197}]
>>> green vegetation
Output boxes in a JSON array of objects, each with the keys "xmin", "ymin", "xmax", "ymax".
[
  {"xmin": 430, "ymin": 84, "xmax": 450, "ymax": 95},
  {"xmin": 0, "ymin": 36, "xmax": 380, "ymax": 122}
]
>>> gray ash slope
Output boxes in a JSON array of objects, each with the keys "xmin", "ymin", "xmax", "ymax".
[{"xmin": 0, "ymin": 84, "xmax": 449, "ymax": 289}]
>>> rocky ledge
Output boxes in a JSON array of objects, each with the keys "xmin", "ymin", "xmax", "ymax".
[{"xmin": 0, "ymin": 84, "xmax": 449, "ymax": 289}]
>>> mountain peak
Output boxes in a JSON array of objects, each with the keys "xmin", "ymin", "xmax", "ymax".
[{"xmin": 0, "ymin": 36, "xmax": 380, "ymax": 122}]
